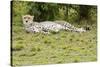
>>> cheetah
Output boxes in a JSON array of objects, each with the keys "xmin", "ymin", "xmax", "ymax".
[{"xmin": 22, "ymin": 15, "xmax": 86, "ymax": 34}]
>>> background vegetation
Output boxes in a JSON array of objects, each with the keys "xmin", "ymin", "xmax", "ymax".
[
  {"xmin": 11, "ymin": 1, "xmax": 97, "ymax": 66},
  {"xmin": 12, "ymin": 1, "xmax": 97, "ymax": 25}
]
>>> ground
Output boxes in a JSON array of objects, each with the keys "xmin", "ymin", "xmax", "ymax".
[{"xmin": 12, "ymin": 22, "xmax": 97, "ymax": 66}]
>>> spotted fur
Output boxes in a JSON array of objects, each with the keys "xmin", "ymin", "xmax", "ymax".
[{"xmin": 22, "ymin": 15, "xmax": 86, "ymax": 34}]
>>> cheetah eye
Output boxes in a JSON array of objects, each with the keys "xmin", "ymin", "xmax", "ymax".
[
  {"xmin": 28, "ymin": 17, "xmax": 30, "ymax": 19},
  {"xmin": 24, "ymin": 17, "xmax": 26, "ymax": 19}
]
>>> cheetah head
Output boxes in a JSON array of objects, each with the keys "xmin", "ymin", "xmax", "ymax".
[{"xmin": 22, "ymin": 15, "xmax": 34, "ymax": 25}]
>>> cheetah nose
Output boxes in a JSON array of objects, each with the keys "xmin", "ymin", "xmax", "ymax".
[{"xmin": 26, "ymin": 21, "xmax": 28, "ymax": 23}]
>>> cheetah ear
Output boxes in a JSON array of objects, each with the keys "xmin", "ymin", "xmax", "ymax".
[{"xmin": 31, "ymin": 15, "xmax": 34, "ymax": 20}]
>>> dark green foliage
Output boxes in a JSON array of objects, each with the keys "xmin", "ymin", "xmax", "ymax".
[
  {"xmin": 12, "ymin": 1, "xmax": 97, "ymax": 25},
  {"xmin": 78, "ymin": 5, "xmax": 97, "ymax": 24}
]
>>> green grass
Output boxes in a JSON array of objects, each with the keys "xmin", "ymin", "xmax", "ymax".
[{"xmin": 12, "ymin": 22, "xmax": 97, "ymax": 66}]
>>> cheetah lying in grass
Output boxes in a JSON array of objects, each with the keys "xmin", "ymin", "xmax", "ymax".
[{"xmin": 22, "ymin": 15, "xmax": 86, "ymax": 34}]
